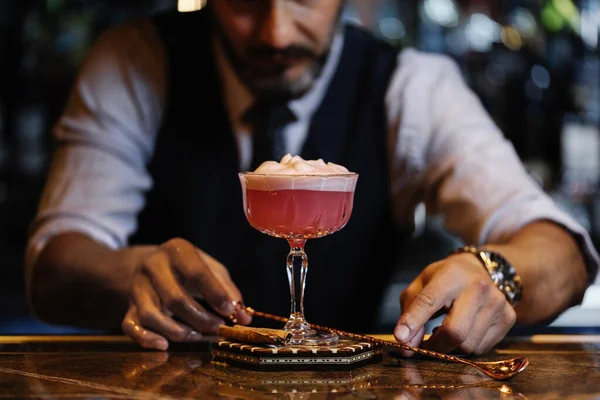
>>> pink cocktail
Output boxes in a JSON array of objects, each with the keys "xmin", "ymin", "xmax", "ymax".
[
  {"xmin": 244, "ymin": 189, "xmax": 354, "ymax": 238},
  {"xmin": 239, "ymin": 173, "xmax": 358, "ymax": 345}
]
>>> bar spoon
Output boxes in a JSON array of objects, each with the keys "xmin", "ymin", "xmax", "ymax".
[{"xmin": 244, "ymin": 307, "xmax": 529, "ymax": 381}]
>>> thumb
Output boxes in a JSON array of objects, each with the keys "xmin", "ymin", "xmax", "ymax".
[{"xmin": 394, "ymin": 324, "xmax": 425, "ymax": 358}]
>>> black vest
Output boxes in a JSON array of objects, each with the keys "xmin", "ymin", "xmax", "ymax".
[{"xmin": 130, "ymin": 8, "xmax": 405, "ymax": 332}]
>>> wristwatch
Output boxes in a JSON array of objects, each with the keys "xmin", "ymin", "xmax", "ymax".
[{"xmin": 453, "ymin": 245, "xmax": 523, "ymax": 306}]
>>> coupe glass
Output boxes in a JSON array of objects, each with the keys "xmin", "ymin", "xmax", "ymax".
[{"xmin": 239, "ymin": 173, "xmax": 358, "ymax": 346}]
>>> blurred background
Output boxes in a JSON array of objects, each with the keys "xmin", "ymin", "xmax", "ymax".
[{"xmin": 0, "ymin": 0, "xmax": 598, "ymax": 333}]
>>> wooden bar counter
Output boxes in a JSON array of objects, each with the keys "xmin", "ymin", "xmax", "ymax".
[{"xmin": 0, "ymin": 334, "xmax": 599, "ymax": 399}]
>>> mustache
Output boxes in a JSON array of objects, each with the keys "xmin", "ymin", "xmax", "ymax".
[{"xmin": 247, "ymin": 45, "xmax": 316, "ymax": 60}]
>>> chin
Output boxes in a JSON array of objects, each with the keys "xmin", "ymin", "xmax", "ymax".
[
  {"xmin": 247, "ymin": 66, "xmax": 320, "ymax": 102},
  {"xmin": 251, "ymin": 80, "xmax": 313, "ymax": 102}
]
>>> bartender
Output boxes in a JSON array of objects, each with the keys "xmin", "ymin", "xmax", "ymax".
[{"xmin": 26, "ymin": 0, "xmax": 598, "ymax": 355}]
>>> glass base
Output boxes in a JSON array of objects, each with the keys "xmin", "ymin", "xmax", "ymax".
[
  {"xmin": 285, "ymin": 313, "xmax": 339, "ymax": 346},
  {"xmin": 287, "ymin": 330, "xmax": 339, "ymax": 346}
]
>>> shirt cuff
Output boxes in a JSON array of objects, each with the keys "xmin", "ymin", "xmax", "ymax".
[
  {"xmin": 480, "ymin": 194, "xmax": 600, "ymax": 286},
  {"xmin": 26, "ymin": 215, "xmax": 123, "ymax": 279}
]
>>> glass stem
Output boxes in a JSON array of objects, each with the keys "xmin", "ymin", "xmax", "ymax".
[{"xmin": 285, "ymin": 240, "xmax": 311, "ymax": 333}]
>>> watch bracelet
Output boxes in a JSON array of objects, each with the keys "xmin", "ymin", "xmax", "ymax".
[{"xmin": 452, "ymin": 245, "xmax": 523, "ymax": 305}]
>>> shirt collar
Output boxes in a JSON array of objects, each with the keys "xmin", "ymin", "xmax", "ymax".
[
  {"xmin": 213, "ymin": 27, "xmax": 345, "ymax": 127},
  {"xmin": 288, "ymin": 28, "xmax": 344, "ymax": 122}
]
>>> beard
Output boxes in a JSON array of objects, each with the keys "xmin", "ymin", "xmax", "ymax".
[
  {"xmin": 211, "ymin": 20, "xmax": 331, "ymax": 103},
  {"xmin": 235, "ymin": 48, "xmax": 326, "ymax": 102}
]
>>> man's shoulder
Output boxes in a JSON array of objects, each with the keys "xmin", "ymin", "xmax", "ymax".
[
  {"xmin": 82, "ymin": 16, "xmax": 165, "ymax": 81},
  {"xmin": 396, "ymin": 48, "xmax": 461, "ymax": 80},
  {"xmin": 86, "ymin": 17, "xmax": 162, "ymax": 64},
  {"xmin": 97, "ymin": 10, "xmax": 208, "ymax": 56},
  {"xmin": 339, "ymin": 26, "xmax": 460, "ymax": 78},
  {"xmin": 342, "ymin": 22, "xmax": 398, "ymax": 53},
  {"xmin": 384, "ymin": 48, "xmax": 464, "ymax": 95}
]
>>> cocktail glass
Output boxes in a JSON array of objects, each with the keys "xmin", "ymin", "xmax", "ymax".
[{"xmin": 239, "ymin": 173, "xmax": 358, "ymax": 346}]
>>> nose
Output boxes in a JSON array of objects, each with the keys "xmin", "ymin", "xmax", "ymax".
[{"xmin": 258, "ymin": 0, "xmax": 297, "ymax": 49}]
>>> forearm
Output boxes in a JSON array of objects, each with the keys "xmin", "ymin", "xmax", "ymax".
[
  {"xmin": 28, "ymin": 233, "xmax": 156, "ymax": 329},
  {"xmin": 485, "ymin": 221, "xmax": 588, "ymax": 325}
]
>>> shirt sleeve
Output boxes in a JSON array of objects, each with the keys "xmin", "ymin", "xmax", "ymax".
[
  {"xmin": 386, "ymin": 49, "xmax": 599, "ymax": 285},
  {"xmin": 25, "ymin": 19, "xmax": 166, "ymax": 272}
]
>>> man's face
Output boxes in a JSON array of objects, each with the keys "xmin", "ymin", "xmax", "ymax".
[{"xmin": 211, "ymin": 0, "xmax": 343, "ymax": 102}]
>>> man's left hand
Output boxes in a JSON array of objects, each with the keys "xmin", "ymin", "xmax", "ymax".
[{"xmin": 394, "ymin": 253, "xmax": 517, "ymax": 356}]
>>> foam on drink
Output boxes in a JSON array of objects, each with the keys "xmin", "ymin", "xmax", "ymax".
[
  {"xmin": 245, "ymin": 154, "xmax": 356, "ymax": 193},
  {"xmin": 254, "ymin": 154, "xmax": 350, "ymax": 175}
]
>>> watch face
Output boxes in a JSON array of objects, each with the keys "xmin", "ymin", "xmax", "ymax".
[
  {"xmin": 454, "ymin": 246, "xmax": 522, "ymax": 305},
  {"xmin": 484, "ymin": 251, "xmax": 522, "ymax": 304},
  {"xmin": 488, "ymin": 252, "xmax": 513, "ymax": 276},
  {"xmin": 496, "ymin": 270, "xmax": 505, "ymax": 282}
]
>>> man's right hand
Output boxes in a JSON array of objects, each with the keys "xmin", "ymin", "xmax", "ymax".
[{"xmin": 121, "ymin": 238, "xmax": 251, "ymax": 350}]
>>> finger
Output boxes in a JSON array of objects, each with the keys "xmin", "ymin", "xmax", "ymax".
[
  {"xmin": 396, "ymin": 325, "xmax": 425, "ymax": 358},
  {"xmin": 196, "ymin": 249, "xmax": 252, "ymax": 325},
  {"xmin": 132, "ymin": 274, "xmax": 206, "ymax": 341},
  {"xmin": 197, "ymin": 249, "xmax": 243, "ymax": 300},
  {"xmin": 395, "ymin": 277, "xmax": 459, "ymax": 345},
  {"xmin": 397, "ymin": 278, "xmax": 424, "ymax": 337},
  {"xmin": 399, "ymin": 278, "xmax": 423, "ymax": 314},
  {"xmin": 400, "ymin": 260, "xmax": 443, "ymax": 305},
  {"xmin": 476, "ymin": 304, "xmax": 517, "ymax": 354},
  {"xmin": 456, "ymin": 290, "xmax": 508, "ymax": 355},
  {"xmin": 142, "ymin": 251, "xmax": 225, "ymax": 333},
  {"xmin": 395, "ymin": 279, "xmax": 422, "ymax": 351},
  {"xmin": 421, "ymin": 281, "xmax": 488, "ymax": 354},
  {"xmin": 393, "ymin": 391, "xmax": 419, "ymax": 400},
  {"xmin": 121, "ymin": 305, "xmax": 169, "ymax": 351},
  {"xmin": 163, "ymin": 238, "xmax": 250, "ymax": 323}
]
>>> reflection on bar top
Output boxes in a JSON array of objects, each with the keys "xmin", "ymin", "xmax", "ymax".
[{"xmin": 1, "ymin": 334, "xmax": 600, "ymax": 344}]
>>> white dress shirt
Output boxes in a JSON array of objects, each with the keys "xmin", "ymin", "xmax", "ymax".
[{"xmin": 26, "ymin": 18, "xmax": 600, "ymax": 285}]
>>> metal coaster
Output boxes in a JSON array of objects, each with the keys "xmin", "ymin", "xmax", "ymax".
[{"xmin": 211, "ymin": 339, "xmax": 382, "ymax": 371}]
